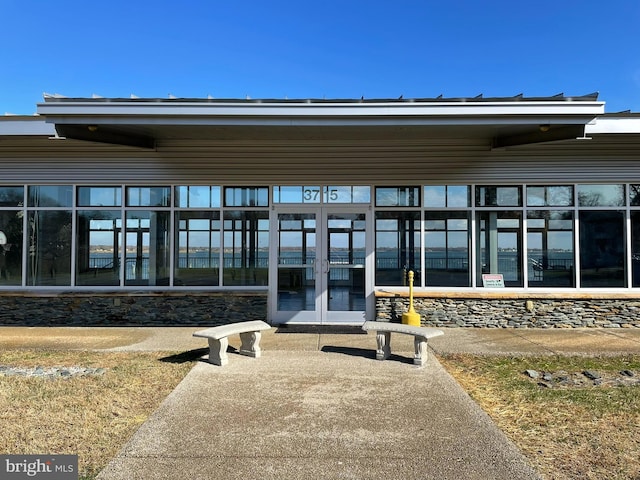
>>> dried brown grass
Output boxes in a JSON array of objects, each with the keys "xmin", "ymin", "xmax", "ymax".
[
  {"xmin": 439, "ymin": 354, "xmax": 640, "ymax": 480},
  {"xmin": 0, "ymin": 349, "xmax": 194, "ymax": 479}
]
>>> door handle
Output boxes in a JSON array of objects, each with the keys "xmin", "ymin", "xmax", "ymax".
[{"xmin": 323, "ymin": 259, "xmax": 329, "ymax": 274}]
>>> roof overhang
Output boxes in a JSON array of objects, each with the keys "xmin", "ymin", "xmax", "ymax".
[
  {"xmin": 0, "ymin": 117, "xmax": 56, "ymax": 136},
  {"xmin": 34, "ymin": 95, "xmax": 607, "ymax": 149}
]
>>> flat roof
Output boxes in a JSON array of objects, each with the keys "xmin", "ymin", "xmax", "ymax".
[{"xmin": 3, "ymin": 93, "xmax": 639, "ymax": 149}]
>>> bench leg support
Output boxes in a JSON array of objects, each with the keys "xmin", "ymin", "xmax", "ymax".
[
  {"xmin": 239, "ymin": 331, "xmax": 263, "ymax": 358},
  {"xmin": 375, "ymin": 331, "xmax": 391, "ymax": 361},
  {"xmin": 208, "ymin": 337, "xmax": 229, "ymax": 366},
  {"xmin": 414, "ymin": 337, "xmax": 427, "ymax": 366}
]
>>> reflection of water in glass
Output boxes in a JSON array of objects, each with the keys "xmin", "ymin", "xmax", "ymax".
[{"xmin": 89, "ymin": 249, "xmax": 575, "ymax": 283}]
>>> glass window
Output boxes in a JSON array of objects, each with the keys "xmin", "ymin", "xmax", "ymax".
[
  {"xmin": 425, "ymin": 212, "xmax": 471, "ymax": 287},
  {"xmin": 579, "ymin": 211, "xmax": 625, "ymax": 287},
  {"xmin": 476, "ymin": 186, "xmax": 522, "ymax": 207},
  {"xmin": 175, "ymin": 211, "xmax": 221, "ymax": 286},
  {"xmin": 0, "ymin": 186, "xmax": 24, "ymax": 207},
  {"xmin": 324, "ymin": 186, "xmax": 370, "ymax": 204},
  {"xmin": 273, "ymin": 186, "xmax": 322, "ymax": 204},
  {"xmin": 27, "ymin": 210, "xmax": 72, "ymax": 286},
  {"xmin": 477, "ymin": 211, "xmax": 522, "ymax": 286},
  {"xmin": 527, "ymin": 211, "xmax": 574, "ymax": 287},
  {"xmin": 375, "ymin": 187, "xmax": 420, "ymax": 207},
  {"xmin": 629, "ymin": 185, "xmax": 640, "ymax": 206},
  {"xmin": 424, "ymin": 185, "xmax": 470, "ymax": 208},
  {"xmin": 223, "ymin": 211, "xmax": 269, "ymax": 286},
  {"xmin": 124, "ymin": 211, "xmax": 170, "ymax": 286},
  {"xmin": 28, "ymin": 186, "xmax": 73, "ymax": 207},
  {"xmin": 0, "ymin": 210, "xmax": 23, "ymax": 285},
  {"xmin": 224, "ymin": 187, "xmax": 269, "ymax": 207},
  {"xmin": 76, "ymin": 211, "xmax": 122, "ymax": 286},
  {"xmin": 577, "ymin": 184, "xmax": 625, "ymax": 207},
  {"xmin": 526, "ymin": 186, "xmax": 573, "ymax": 207},
  {"xmin": 631, "ymin": 211, "xmax": 640, "ymax": 287},
  {"xmin": 77, "ymin": 186, "xmax": 122, "ymax": 207},
  {"xmin": 175, "ymin": 186, "xmax": 220, "ymax": 208},
  {"xmin": 375, "ymin": 212, "xmax": 420, "ymax": 286},
  {"xmin": 126, "ymin": 187, "xmax": 170, "ymax": 207}
]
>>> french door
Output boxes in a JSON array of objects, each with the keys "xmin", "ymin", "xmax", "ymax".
[{"xmin": 270, "ymin": 206, "xmax": 372, "ymax": 325}]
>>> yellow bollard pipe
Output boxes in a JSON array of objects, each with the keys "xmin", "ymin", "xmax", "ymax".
[{"xmin": 402, "ymin": 270, "xmax": 421, "ymax": 326}]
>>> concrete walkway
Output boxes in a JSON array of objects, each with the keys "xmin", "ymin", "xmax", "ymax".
[
  {"xmin": 92, "ymin": 325, "xmax": 640, "ymax": 480},
  {"xmin": 4, "ymin": 326, "xmax": 639, "ymax": 479}
]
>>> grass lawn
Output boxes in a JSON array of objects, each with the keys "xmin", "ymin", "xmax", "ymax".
[
  {"xmin": 438, "ymin": 354, "xmax": 640, "ymax": 480},
  {"xmin": 0, "ymin": 349, "xmax": 196, "ymax": 479},
  {"xmin": 2, "ymin": 348, "xmax": 639, "ymax": 479}
]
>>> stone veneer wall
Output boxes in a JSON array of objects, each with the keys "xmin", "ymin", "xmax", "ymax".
[
  {"xmin": 376, "ymin": 294, "xmax": 640, "ymax": 328},
  {"xmin": 0, "ymin": 292, "xmax": 268, "ymax": 326}
]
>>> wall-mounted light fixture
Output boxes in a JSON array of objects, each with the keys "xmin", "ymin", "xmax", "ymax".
[
  {"xmin": 539, "ymin": 124, "xmax": 551, "ymax": 132},
  {"xmin": 87, "ymin": 125, "xmax": 98, "ymax": 132}
]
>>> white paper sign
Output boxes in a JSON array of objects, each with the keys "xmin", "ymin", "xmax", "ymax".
[{"xmin": 482, "ymin": 274, "xmax": 505, "ymax": 288}]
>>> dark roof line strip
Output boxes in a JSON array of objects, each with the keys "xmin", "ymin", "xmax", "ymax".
[{"xmin": 42, "ymin": 92, "xmax": 600, "ymax": 104}]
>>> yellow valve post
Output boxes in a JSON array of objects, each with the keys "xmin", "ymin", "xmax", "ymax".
[{"xmin": 401, "ymin": 270, "xmax": 421, "ymax": 326}]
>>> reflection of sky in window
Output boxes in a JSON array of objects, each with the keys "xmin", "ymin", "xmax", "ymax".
[
  {"xmin": 578, "ymin": 184, "xmax": 625, "ymax": 206},
  {"xmin": 424, "ymin": 186, "xmax": 446, "ymax": 207},
  {"xmin": 376, "ymin": 232, "xmax": 399, "ymax": 249},
  {"xmin": 274, "ymin": 186, "xmax": 322, "ymax": 203},
  {"xmin": 424, "ymin": 186, "xmax": 468, "ymax": 207},
  {"xmin": 325, "ymin": 186, "xmax": 370, "ymax": 203},
  {"xmin": 424, "ymin": 231, "xmax": 468, "ymax": 249},
  {"xmin": 176, "ymin": 186, "xmax": 220, "ymax": 208},
  {"xmin": 79, "ymin": 187, "xmax": 121, "ymax": 207},
  {"xmin": 527, "ymin": 186, "xmax": 573, "ymax": 206}
]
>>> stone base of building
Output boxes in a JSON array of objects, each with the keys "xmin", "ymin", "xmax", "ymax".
[
  {"xmin": 376, "ymin": 291, "xmax": 640, "ymax": 328},
  {"xmin": 0, "ymin": 291, "xmax": 268, "ymax": 327}
]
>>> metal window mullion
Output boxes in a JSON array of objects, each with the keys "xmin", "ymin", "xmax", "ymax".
[
  {"xmin": 522, "ymin": 192, "xmax": 529, "ymax": 289},
  {"xmin": 470, "ymin": 184, "xmax": 477, "ymax": 288},
  {"xmin": 574, "ymin": 190, "xmax": 581, "ymax": 289},
  {"xmin": 626, "ymin": 184, "xmax": 632, "ymax": 289},
  {"xmin": 70, "ymin": 187, "xmax": 77, "ymax": 287},
  {"xmin": 169, "ymin": 185, "xmax": 175, "ymax": 287},
  {"xmin": 21, "ymin": 185, "xmax": 28, "ymax": 288},
  {"xmin": 120, "ymin": 185, "xmax": 126, "ymax": 287}
]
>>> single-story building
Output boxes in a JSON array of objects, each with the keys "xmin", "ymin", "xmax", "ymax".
[{"xmin": 1, "ymin": 93, "xmax": 640, "ymax": 327}]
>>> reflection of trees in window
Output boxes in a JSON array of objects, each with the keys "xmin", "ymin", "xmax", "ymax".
[
  {"xmin": 0, "ymin": 210, "xmax": 23, "ymax": 285},
  {"xmin": 577, "ymin": 185, "xmax": 625, "ymax": 207},
  {"xmin": 28, "ymin": 211, "xmax": 72, "ymax": 286},
  {"xmin": 630, "ymin": 185, "xmax": 640, "ymax": 206}
]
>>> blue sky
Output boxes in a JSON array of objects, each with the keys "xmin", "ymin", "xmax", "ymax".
[{"xmin": 1, "ymin": 0, "xmax": 639, "ymax": 114}]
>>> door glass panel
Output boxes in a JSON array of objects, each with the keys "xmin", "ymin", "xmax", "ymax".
[
  {"xmin": 277, "ymin": 213, "xmax": 316, "ymax": 311},
  {"xmin": 327, "ymin": 213, "xmax": 366, "ymax": 311}
]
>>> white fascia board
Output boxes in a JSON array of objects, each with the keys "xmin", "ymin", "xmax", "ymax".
[
  {"xmin": 0, "ymin": 118, "xmax": 56, "ymax": 136},
  {"xmin": 585, "ymin": 117, "xmax": 640, "ymax": 134},
  {"xmin": 37, "ymin": 100, "xmax": 606, "ymax": 126}
]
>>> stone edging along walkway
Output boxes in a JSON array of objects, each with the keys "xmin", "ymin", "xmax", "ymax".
[
  {"xmin": 0, "ymin": 365, "xmax": 106, "ymax": 379},
  {"xmin": 524, "ymin": 368, "xmax": 639, "ymax": 388}
]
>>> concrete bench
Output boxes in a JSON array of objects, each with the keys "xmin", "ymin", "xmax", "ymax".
[
  {"xmin": 193, "ymin": 320, "xmax": 271, "ymax": 366},
  {"xmin": 362, "ymin": 321, "xmax": 444, "ymax": 366}
]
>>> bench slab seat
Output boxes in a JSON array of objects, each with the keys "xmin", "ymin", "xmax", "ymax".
[
  {"xmin": 193, "ymin": 320, "xmax": 271, "ymax": 366},
  {"xmin": 362, "ymin": 321, "xmax": 444, "ymax": 366}
]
